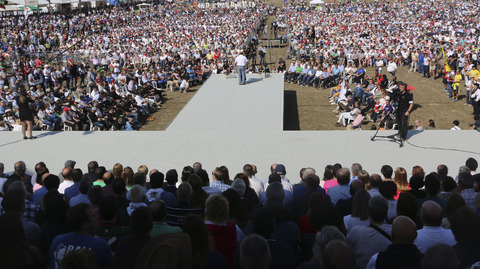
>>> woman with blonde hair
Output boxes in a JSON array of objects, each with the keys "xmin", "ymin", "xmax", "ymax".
[
  {"xmin": 394, "ymin": 167, "xmax": 410, "ymax": 200},
  {"xmin": 113, "ymin": 163, "xmax": 123, "ymax": 179},
  {"xmin": 122, "ymin": 166, "xmax": 135, "ymax": 190}
]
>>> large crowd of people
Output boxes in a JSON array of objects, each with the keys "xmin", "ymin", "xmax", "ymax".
[
  {"xmin": 0, "ymin": 2, "xmax": 273, "ymax": 131},
  {"xmin": 280, "ymin": 0, "xmax": 480, "ymax": 129},
  {"xmin": 0, "ymin": 158, "xmax": 479, "ymax": 269}
]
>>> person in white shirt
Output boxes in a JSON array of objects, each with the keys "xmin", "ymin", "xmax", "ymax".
[
  {"xmin": 58, "ymin": 167, "xmax": 74, "ymax": 194},
  {"xmin": 234, "ymin": 51, "xmax": 248, "ymax": 85},
  {"xmin": 450, "ymin": 120, "xmax": 461, "ymax": 130},
  {"xmin": 387, "ymin": 59, "xmax": 397, "ymax": 76},
  {"xmin": 243, "ymin": 164, "xmax": 264, "ymax": 197}
]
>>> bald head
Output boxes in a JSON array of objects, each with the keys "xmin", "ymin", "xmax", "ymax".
[
  {"xmin": 421, "ymin": 201, "xmax": 443, "ymax": 227},
  {"xmin": 392, "ymin": 216, "xmax": 417, "ymax": 244},
  {"xmin": 62, "ymin": 167, "xmax": 73, "ymax": 180}
]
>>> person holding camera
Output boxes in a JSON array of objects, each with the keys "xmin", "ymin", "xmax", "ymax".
[{"xmin": 395, "ymin": 82, "xmax": 414, "ymax": 142}]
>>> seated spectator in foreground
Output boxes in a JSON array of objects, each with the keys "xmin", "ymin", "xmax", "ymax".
[
  {"xmin": 414, "ymin": 201, "xmax": 456, "ymax": 253},
  {"xmin": 343, "ymin": 188, "xmax": 371, "ymax": 234},
  {"xmin": 0, "ymin": 211, "xmax": 44, "ymax": 268},
  {"xmin": 457, "ymin": 172, "xmax": 476, "ymax": 210},
  {"xmin": 422, "ymin": 243, "xmax": 458, "ymax": 269},
  {"xmin": 327, "ymin": 168, "xmax": 351, "ymax": 205},
  {"xmin": 259, "ymin": 174, "xmax": 293, "ymax": 206},
  {"xmin": 378, "ymin": 180, "xmax": 397, "ymax": 221},
  {"xmin": 239, "ymin": 234, "xmax": 271, "ymax": 269},
  {"xmin": 49, "ymin": 203, "xmax": 112, "ymax": 269},
  {"xmin": 145, "ymin": 171, "xmax": 177, "ymax": 206},
  {"xmin": 405, "ymin": 175, "xmax": 426, "ymax": 200},
  {"xmin": 113, "ymin": 206, "xmax": 153, "ymax": 269},
  {"xmin": 292, "ymin": 174, "xmax": 325, "ymax": 220},
  {"xmin": 347, "ymin": 195, "xmax": 392, "ymax": 269},
  {"xmin": 367, "ymin": 216, "xmax": 422, "ymax": 269},
  {"xmin": 69, "ymin": 179, "xmax": 93, "ymax": 207},
  {"xmin": 149, "ymin": 200, "xmax": 181, "ymax": 238},
  {"xmin": 298, "ymin": 225, "xmax": 346, "ymax": 269},
  {"xmin": 418, "ymin": 173, "xmax": 447, "ymax": 212},
  {"xmin": 336, "ymin": 179, "xmax": 364, "ymax": 217},
  {"xmin": 438, "ymin": 176, "xmax": 456, "ymax": 201},
  {"xmin": 165, "ymin": 182, "xmax": 204, "ymax": 227},
  {"xmin": 205, "ymin": 194, "xmax": 238, "ymax": 269},
  {"xmin": 450, "ymin": 207, "xmax": 480, "ymax": 268}
]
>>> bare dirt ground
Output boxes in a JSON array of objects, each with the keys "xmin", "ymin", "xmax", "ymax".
[{"xmin": 142, "ymin": 0, "xmax": 477, "ymax": 131}]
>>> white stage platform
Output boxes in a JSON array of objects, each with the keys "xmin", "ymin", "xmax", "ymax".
[
  {"xmin": 167, "ymin": 74, "xmax": 284, "ymax": 132},
  {"xmin": 1, "ymin": 74, "xmax": 479, "ymax": 183}
]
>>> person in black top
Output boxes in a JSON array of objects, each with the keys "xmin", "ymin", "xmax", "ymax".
[
  {"xmin": 16, "ymin": 89, "xmax": 36, "ymax": 140},
  {"xmin": 396, "ymin": 82, "xmax": 414, "ymax": 142}
]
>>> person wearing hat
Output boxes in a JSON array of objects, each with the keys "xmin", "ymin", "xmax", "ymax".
[
  {"xmin": 395, "ymin": 81, "xmax": 414, "ymax": 143},
  {"xmin": 61, "ymin": 107, "xmax": 80, "ymax": 130}
]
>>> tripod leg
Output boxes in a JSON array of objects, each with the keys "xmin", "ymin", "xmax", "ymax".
[{"xmin": 371, "ymin": 126, "xmax": 380, "ymax": 141}]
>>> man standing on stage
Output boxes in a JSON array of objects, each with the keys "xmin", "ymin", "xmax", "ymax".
[
  {"xmin": 235, "ymin": 51, "xmax": 248, "ymax": 85},
  {"xmin": 396, "ymin": 82, "xmax": 414, "ymax": 143}
]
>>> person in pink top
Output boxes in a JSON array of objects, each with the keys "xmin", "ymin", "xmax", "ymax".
[{"xmin": 323, "ymin": 164, "xmax": 341, "ymax": 193}]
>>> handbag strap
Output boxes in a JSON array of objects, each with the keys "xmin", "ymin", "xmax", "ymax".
[{"xmin": 369, "ymin": 224, "xmax": 392, "ymax": 241}]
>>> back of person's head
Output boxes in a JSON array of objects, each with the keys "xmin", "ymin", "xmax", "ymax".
[
  {"xmin": 1, "ymin": 190, "xmax": 24, "ymax": 213},
  {"xmin": 192, "ymin": 162, "xmax": 202, "ymax": 173},
  {"xmin": 466, "ymin": 157, "xmax": 478, "ymax": 172},
  {"xmin": 87, "ymin": 185, "xmax": 104, "ymax": 206},
  {"xmin": 67, "ymin": 203, "xmax": 93, "ymax": 232},
  {"xmin": 421, "ymin": 200, "xmax": 443, "ymax": 227},
  {"xmin": 6, "ymin": 181, "xmax": 27, "ymax": 198},
  {"xmin": 313, "ymin": 226, "xmax": 346, "ymax": 263},
  {"xmin": 243, "ymin": 164, "xmax": 254, "ymax": 177},
  {"xmin": 181, "ymin": 166, "xmax": 195, "ymax": 182},
  {"xmin": 304, "ymin": 174, "xmax": 320, "ymax": 191},
  {"xmin": 379, "ymin": 180, "xmax": 397, "ymax": 200},
  {"xmin": 437, "ymin": 164, "xmax": 448, "ymax": 177},
  {"xmin": 411, "ymin": 165, "xmax": 425, "ymax": 179},
  {"xmin": 112, "ymin": 178, "xmax": 127, "ymax": 196},
  {"xmin": 79, "ymin": 178, "xmax": 93, "ymax": 195},
  {"xmin": 149, "ymin": 199, "xmax": 167, "ymax": 222},
  {"xmin": 72, "ymin": 168, "xmax": 83, "ymax": 183},
  {"xmin": 87, "ymin": 161, "xmax": 99, "ymax": 174},
  {"xmin": 133, "ymin": 172, "xmax": 147, "ymax": 186},
  {"xmin": 135, "ymin": 233, "xmax": 192, "ymax": 269},
  {"xmin": 177, "ymin": 182, "xmax": 193, "ymax": 202},
  {"xmin": 195, "ymin": 169, "xmax": 209, "ymax": 186},
  {"xmin": 446, "ymin": 194, "xmax": 466, "ymax": 221},
  {"xmin": 102, "ymin": 172, "xmax": 114, "ymax": 185},
  {"xmin": 61, "ymin": 249, "xmax": 97, "ymax": 269},
  {"xmin": 409, "ymin": 175, "xmax": 424, "ymax": 190},
  {"xmin": 95, "ymin": 166, "xmax": 106, "ymax": 180},
  {"xmin": 396, "ymin": 192, "xmax": 418, "ymax": 222},
  {"xmin": 450, "ymin": 207, "xmax": 480, "ymax": 244},
  {"xmin": 130, "ymin": 184, "xmax": 146, "ymax": 203},
  {"xmin": 188, "ymin": 174, "xmax": 204, "ymax": 191},
  {"xmin": 422, "ymin": 244, "xmax": 458, "ymax": 269},
  {"xmin": 336, "ymin": 168, "xmax": 350, "ymax": 185},
  {"xmin": 181, "ymin": 214, "xmax": 212, "ymax": 269},
  {"xmin": 137, "ymin": 165, "xmax": 149, "ymax": 176},
  {"xmin": 240, "ymin": 234, "xmax": 271, "ymax": 269},
  {"xmin": 252, "ymin": 207, "xmax": 275, "ymax": 239},
  {"xmin": 391, "ymin": 216, "xmax": 417, "ymax": 244},
  {"xmin": 205, "ymin": 194, "xmax": 229, "ymax": 223},
  {"xmin": 131, "ymin": 206, "xmax": 153, "ymax": 235},
  {"xmin": 441, "ymin": 176, "xmax": 457, "ymax": 192},
  {"xmin": 112, "ymin": 163, "xmax": 124, "ymax": 179},
  {"xmin": 268, "ymin": 173, "xmax": 281, "ymax": 184},
  {"xmin": 368, "ymin": 173, "xmax": 382, "ymax": 189},
  {"xmin": 150, "ymin": 171, "xmax": 165, "ymax": 189},
  {"xmin": 265, "ymin": 181, "xmax": 284, "ymax": 200},
  {"xmin": 458, "ymin": 172, "xmax": 474, "ymax": 189},
  {"xmin": 351, "ymin": 163, "xmax": 362, "ymax": 176},
  {"xmin": 99, "ymin": 196, "xmax": 118, "ymax": 222},
  {"xmin": 14, "ymin": 161, "xmax": 26, "ymax": 177},
  {"xmin": 368, "ymin": 195, "xmax": 388, "ymax": 223},
  {"xmin": 381, "ymin": 165, "xmax": 393, "ymax": 179},
  {"xmin": 166, "ymin": 169, "xmax": 179, "ymax": 185},
  {"xmin": 44, "ymin": 174, "xmax": 60, "ymax": 191},
  {"xmin": 302, "ymin": 167, "xmax": 316, "ymax": 179},
  {"xmin": 357, "ymin": 170, "xmax": 370, "ymax": 186},
  {"xmin": 234, "ymin": 173, "xmax": 250, "ymax": 188},
  {"xmin": 349, "ymin": 179, "xmax": 364, "ymax": 197},
  {"xmin": 322, "ymin": 240, "xmax": 356, "ymax": 269},
  {"xmin": 323, "ymin": 165, "xmax": 334, "ymax": 181},
  {"xmin": 352, "ymin": 189, "xmax": 370, "ymax": 220},
  {"xmin": 213, "ymin": 167, "xmax": 226, "ymax": 183},
  {"xmin": 63, "ymin": 167, "xmax": 73, "ymax": 180},
  {"xmin": 474, "ymin": 174, "xmax": 480, "ymax": 192},
  {"xmin": 231, "ymin": 178, "xmax": 246, "ymax": 197}
]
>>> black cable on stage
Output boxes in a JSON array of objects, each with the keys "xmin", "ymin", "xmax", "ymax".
[{"xmin": 405, "ymin": 139, "xmax": 480, "ymax": 156}]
